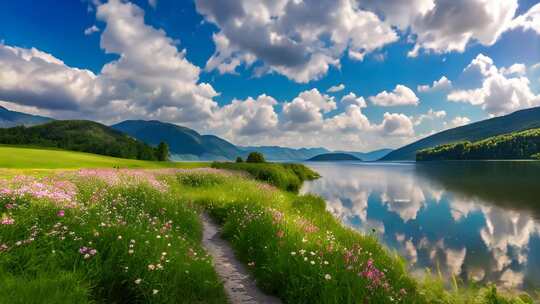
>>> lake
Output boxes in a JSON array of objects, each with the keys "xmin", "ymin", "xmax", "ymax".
[{"xmin": 301, "ymin": 161, "xmax": 540, "ymax": 291}]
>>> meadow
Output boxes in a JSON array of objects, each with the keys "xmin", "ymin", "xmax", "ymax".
[{"xmin": 0, "ymin": 146, "xmax": 536, "ymax": 303}]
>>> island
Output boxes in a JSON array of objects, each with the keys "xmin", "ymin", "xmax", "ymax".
[{"xmin": 307, "ymin": 152, "xmax": 362, "ymax": 161}]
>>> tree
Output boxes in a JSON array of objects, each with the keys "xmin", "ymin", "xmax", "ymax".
[
  {"xmin": 156, "ymin": 142, "xmax": 169, "ymax": 161},
  {"xmin": 246, "ymin": 152, "xmax": 265, "ymax": 163},
  {"xmin": 235, "ymin": 156, "xmax": 244, "ymax": 163}
]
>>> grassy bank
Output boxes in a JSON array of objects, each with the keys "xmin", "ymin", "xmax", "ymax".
[
  {"xmin": 0, "ymin": 145, "xmax": 207, "ymax": 169},
  {"xmin": 211, "ymin": 162, "xmax": 320, "ymax": 192}
]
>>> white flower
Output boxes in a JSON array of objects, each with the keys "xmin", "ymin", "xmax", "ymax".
[
  {"xmin": 153, "ymin": 289, "xmax": 159, "ymax": 295},
  {"xmin": 324, "ymin": 274, "xmax": 332, "ymax": 280},
  {"xmin": 291, "ymin": 251, "xmax": 296, "ymax": 256},
  {"xmin": 148, "ymin": 264, "xmax": 156, "ymax": 271},
  {"xmin": 134, "ymin": 278, "xmax": 142, "ymax": 284}
]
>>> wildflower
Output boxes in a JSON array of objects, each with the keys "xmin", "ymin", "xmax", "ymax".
[
  {"xmin": 291, "ymin": 251, "xmax": 296, "ymax": 256},
  {"xmin": 128, "ymin": 249, "xmax": 134, "ymax": 255},
  {"xmin": 276, "ymin": 230, "xmax": 284, "ymax": 238},
  {"xmin": 1, "ymin": 217, "xmax": 15, "ymax": 225},
  {"xmin": 134, "ymin": 278, "xmax": 142, "ymax": 285},
  {"xmin": 57, "ymin": 210, "xmax": 65, "ymax": 217},
  {"xmin": 324, "ymin": 274, "xmax": 332, "ymax": 280},
  {"xmin": 248, "ymin": 261, "xmax": 255, "ymax": 267},
  {"xmin": 152, "ymin": 289, "xmax": 159, "ymax": 295},
  {"xmin": 148, "ymin": 264, "xmax": 156, "ymax": 271},
  {"xmin": 310, "ymin": 260, "xmax": 315, "ymax": 265},
  {"xmin": 118, "ymin": 235, "xmax": 123, "ymax": 240}
]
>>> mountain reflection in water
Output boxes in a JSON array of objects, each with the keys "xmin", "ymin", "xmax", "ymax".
[{"xmin": 300, "ymin": 161, "xmax": 540, "ymax": 291}]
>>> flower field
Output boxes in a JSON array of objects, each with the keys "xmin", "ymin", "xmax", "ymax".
[{"xmin": 0, "ymin": 166, "xmax": 535, "ymax": 303}]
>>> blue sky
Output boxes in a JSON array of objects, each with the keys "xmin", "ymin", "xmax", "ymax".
[{"xmin": 1, "ymin": 0, "xmax": 540, "ymax": 151}]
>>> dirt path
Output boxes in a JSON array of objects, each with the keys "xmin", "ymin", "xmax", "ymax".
[{"xmin": 201, "ymin": 213, "xmax": 283, "ymax": 304}]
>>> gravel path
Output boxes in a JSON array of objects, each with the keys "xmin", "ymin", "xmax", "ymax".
[{"xmin": 201, "ymin": 213, "xmax": 283, "ymax": 304}]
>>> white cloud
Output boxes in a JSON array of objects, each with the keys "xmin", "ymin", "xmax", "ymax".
[
  {"xmin": 281, "ymin": 89, "xmax": 335, "ymax": 131},
  {"xmin": 417, "ymin": 76, "xmax": 452, "ymax": 93},
  {"xmin": 407, "ymin": 0, "xmax": 518, "ymax": 57},
  {"xmin": 500, "ymin": 63, "xmax": 527, "ymax": 77},
  {"xmin": 509, "ymin": 3, "xmax": 540, "ymax": 35},
  {"xmin": 84, "ymin": 25, "xmax": 100, "ymax": 35},
  {"xmin": 195, "ymin": 0, "xmax": 398, "ymax": 83},
  {"xmin": 444, "ymin": 116, "xmax": 471, "ymax": 129},
  {"xmin": 369, "ymin": 84, "xmax": 419, "ymax": 107},
  {"xmin": 327, "ymin": 84, "xmax": 345, "ymax": 93},
  {"xmin": 340, "ymin": 92, "xmax": 367, "ymax": 108},
  {"xmin": 448, "ymin": 54, "xmax": 540, "ymax": 116},
  {"xmin": 216, "ymin": 94, "xmax": 278, "ymax": 136},
  {"xmin": 377, "ymin": 112, "xmax": 415, "ymax": 137},
  {"xmin": 413, "ymin": 109, "xmax": 446, "ymax": 126}
]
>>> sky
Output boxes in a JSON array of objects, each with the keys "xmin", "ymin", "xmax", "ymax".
[{"xmin": 1, "ymin": 0, "xmax": 540, "ymax": 152}]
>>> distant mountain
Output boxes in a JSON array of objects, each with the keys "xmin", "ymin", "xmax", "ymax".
[
  {"xmin": 307, "ymin": 153, "xmax": 362, "ymax": 162},
  {"xmin": 0, "ymin": 105, "xmax": 52, "ymax": 128},
  {"xmin": 336, "ymin": 148, "xmax": 393, "ymax": 162},
  {"xmin": 382, "ymin": 106, "xmax": 540, "ymax": 161},
  {"xmin": 112, "ymin": 120, "xmax": 242, "ymax": 160},
  {"xmin": 416, "ymin": 128, "xmax": 540, "ymax": 161},
  {"xmin": 240, "ymin": 145, "xmax": 329, "ymax": 161},
  {"xmin": 0, "ymin": 120, "xmax": 162, "ymax": 160}
]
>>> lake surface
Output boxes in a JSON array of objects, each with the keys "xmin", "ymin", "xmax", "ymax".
[{"xmin": 301, "ymin": 161, "xmax": 540, "ymax": 291}]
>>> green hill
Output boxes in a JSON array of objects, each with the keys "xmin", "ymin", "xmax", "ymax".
[
  {"xmin": 0, "ymin": 105, "xmax": 52, "ymax": 128},
  {"xmin": 0, "ymin": 120, "xmax": 163, "ymax": 161},
  {"xmin": 416, "ymin": 128, "xmax": 540, "ymax": 161},
  {"xmin": 112, "ymin": 120, "xmax": 242, "ymax": 160},
  {"xmin": 382, "ymin": 106, "xmax": 540, "ymax": 161},
  {"xmin": 307, "ymin": 153, "xmax": 362, "ymax": 161}
]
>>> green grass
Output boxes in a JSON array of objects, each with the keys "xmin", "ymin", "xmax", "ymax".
[
  {"xmin": 0, "ymin": 172, "xmax": 227, "ymax": 303},
  {"xmin": 211, "ymin": 162, "xmax": 320, "ymax": 192},
  {"xmin": 0, "ymin": 145, "xmax": 207, "ymax": 169}
]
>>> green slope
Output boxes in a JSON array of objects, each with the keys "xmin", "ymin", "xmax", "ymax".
[
  {"xmin": 307, "ymin": 153, "xmax": 362, "ymax": 161},
  {"xmin": 0, "ymin": 120, "xmax": 162, "ymax": 160},
  {"xmin": 0, "ymin": 145, "xmax": 206, "ymax": 169},
  {"xmin": 416, "ymin": 128, "xmax": 540, "ymax": 161},
  {"xmin": 382, "ymin": 106, "xmax": 540, "ymax": 161}
]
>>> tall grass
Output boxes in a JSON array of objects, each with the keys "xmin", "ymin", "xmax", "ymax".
[
  {"xmin": 0, "ymin": 170, "xmax": 226, "ymax": 303},
  {"xmin": 211, "ymin": 162, "xmax": 320, "ymax": 192}
]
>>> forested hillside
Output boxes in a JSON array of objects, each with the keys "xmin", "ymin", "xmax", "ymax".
[
  {"xmin": 416, "ymin": 128, "xmax": 540, "ymax": 161},
  {"xmin": 0, "ymin": 120, "xmax": 166, "ymax": 161}
]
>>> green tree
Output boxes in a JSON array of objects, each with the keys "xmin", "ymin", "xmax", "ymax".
[
  {"xmin": 246, "ymin": 152, "xmax": 265, "ymax": 163},
  {"xmin": 235, "ymin": 156, "xmax": 244, "ymax": 163},
  {"xmin": 156, "ymin": 142, "xmax": 169, "ymax": 161}
]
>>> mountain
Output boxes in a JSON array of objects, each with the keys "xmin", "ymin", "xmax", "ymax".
[
  {"xmin": 0, "ymin": 120, "xmax": 162, "ymax": 160},
  {"xmin": 112, "ymin": 120, "xmax": 242, "ymax": 160},
  {"xmin": 307, "ymin": 153, "xmax": 362, "ymax": 162},
  {"xmin": 382, "ymin": 106, "xmax": 540, "ymax": 161},
  {"xmin": 240, "ymin": 146, "xmax": 329, "ymax": 161},
  {"xmin": 0, "ymin": 105, "xmax": 52, "ymax": 128},
  {"xmin": 336, "ymin": 148, "xmax": 393, "ymax": 162},
  {"xmin": 416, "ymin": 128, "xmax": 540, "ymax": 161}
]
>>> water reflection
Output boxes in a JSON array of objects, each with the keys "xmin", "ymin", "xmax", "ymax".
[{"xmin": 300, "ymin": 162, "xmax": 540, "ymax": 290}]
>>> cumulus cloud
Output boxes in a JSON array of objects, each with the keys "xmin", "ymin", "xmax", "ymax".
[
  {"xmin": 417, "ymin": 76, "xmax": 452, "ymax": 93},
  {"xmin": 377, "ymin": 112, "xmax": 415, "ymax": 137},
  {"xmin": 327, "ymin": 84, "xmax": 345, "ymax": 93},
  {"xmin": 448, "ymin": 54, "xmax": 540, "ymax": 116},
  {"xmin": 281, "ymin": 89, "xmax": 335, "ymax": 131},
  {"xmin": 509, "ymin": 3, "xmax": 540, "ymax": 35},
  {"xmin": 84, "ymin": 25, "xmax": 100, "ymax": 35},
  {"xmin": 195, "ymin": 0, "xmax": 398, "ymax": 83},
  {"xmin": 444, "ymin": 116, "xmax": 471, "ymax": 129},
  {"xmin": 369, "ymin": 85, "xmax": 419, "ymax": 107},
  {"xmin": 340, "ymin": 92, "xmax": 367, "ymax": 108},
  {"xmin": 413, "ymin": 109, "xmax": 446, "ymax": 126},
  {"xmin": 216, "ymin": 94, "xmax": 278, "ymax": 136},
  {"xmin": 407, "ymin": 0, "xmax": 518, "ymax": 57}
]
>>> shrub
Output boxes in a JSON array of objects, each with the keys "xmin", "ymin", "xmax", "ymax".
[
  {"xmin": 235, "ymin": 156, "xmax": 244, "ymax": 163},
  {"xmin": 246, "ymin": 152, "xmax": 265, "ymax": 163}
]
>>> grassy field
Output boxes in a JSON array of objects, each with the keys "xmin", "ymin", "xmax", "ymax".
[
  {"xmin": 0, "ymin": 147, "xmax": 536, "ymax": 303},
  {"xmin": 0, "ymin": 145, "xmax": 207, "ymax": 169}
]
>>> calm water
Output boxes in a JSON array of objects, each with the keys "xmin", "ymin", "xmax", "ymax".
[{"xmin": 301, "ymin": 161, "xmax": 540, "ymax": 291}]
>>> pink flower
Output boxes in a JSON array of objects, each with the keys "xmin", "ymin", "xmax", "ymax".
[
  {"xmin": 1, "ymin": 217, "xmax": 14, "ymax": 225},
  {"xmin": 57, "ymin": 210, "xmax": 65, "ymax": 217},
  {"xmin": 276, "ymin": 230, "xmax": 285, "ymax": 238}
]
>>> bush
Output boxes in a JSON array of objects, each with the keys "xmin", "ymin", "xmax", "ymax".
[
  {"xmin": 235, "ymin": 156, "xmax": 244, "ymax": 163},
  {"xmin": 246, "ymin": 152, "xmax": 265, "ymax": 163}
]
